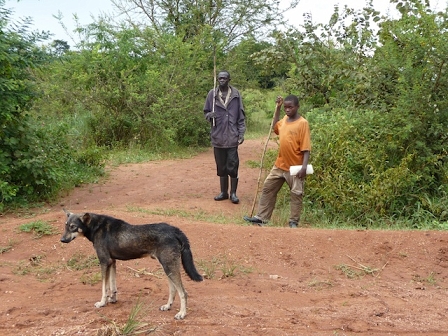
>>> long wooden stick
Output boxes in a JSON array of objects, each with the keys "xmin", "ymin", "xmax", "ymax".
[
  {"xmin": 249, "ymin": 108, "xmax": 276, "ymax": 217},
  {"xmin": 212, "ymin": 49, "xmax": 216, "ymax": 127}
]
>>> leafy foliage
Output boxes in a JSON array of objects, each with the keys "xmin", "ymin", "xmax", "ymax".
[
  {"xmin": 0, "ymin": 3, "xmax": 104, "ymax": 211},
  {"xmin": 0, "ymin": 4, "xmax": 52, "ymax": 207},
  {"xmin": 37, "ymin": 20, "xmax": 210, "ymax": 149}
]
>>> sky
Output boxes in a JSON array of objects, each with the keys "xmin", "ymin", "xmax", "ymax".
[{"xmin": 4, "ymin": 0, "xmax": 447, "ymax": 44}]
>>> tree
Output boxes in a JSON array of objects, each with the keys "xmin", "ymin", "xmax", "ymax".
[
  {"xmin": 224, "ymin": 38, "xmax": 289, "ymax": 89},
  {"xmin": 251, "ymin": 2, "xmax": 382, "ymax": 107},
  {"xmin": 111, "ymin": 0, "xmax": 298, "ymax": 47},
  {"xmin": 50, "ymin": 39, "xmax": 70, "ymax": 56}
]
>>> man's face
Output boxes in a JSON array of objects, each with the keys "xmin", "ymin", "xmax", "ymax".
[
  {"xmin": 284, "ymin": 100, "xmax": 298, "ymax": 118},
  {"xmin": 217, "ymin": 72, "xmax": 230, "ymax": 88}
]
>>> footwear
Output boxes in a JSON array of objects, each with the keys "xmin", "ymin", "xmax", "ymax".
[
  {"xmin": 214, "ymin": 177, "xmax": 229, "ymax": 201},
  {"xmin": 230, "ymin": 177, "xmax": 239, "ymax": 204},
  {"xmin": 243, "ymin": 216, "xmax": 265, "ymax": 226},
  {"xmin": 289, "ymin": 221, "xmax": 298, "ymax": 228}
]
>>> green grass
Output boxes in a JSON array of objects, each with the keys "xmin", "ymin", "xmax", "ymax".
[
  {"xmin": 67, "ymin": 252, "xmax": 99, "ymax": 271},
  {"xmin": 97, "ymin": 298, "xmax": 156, "ymax": 335},
  {"xmin": 308, "ymin": 278, "xmax": 334, "ymax": 290},
  {"xmin": 80, "ymin": 272, "xmax": 102, "ymax": 285},
  {"xmin": 413, "ymin": 272, "xmax": 437, "ymax": 286},
  {"xmin": 0, "ymin": 239, "xmax": 17, "ymax": 254},
  {"xmin": 125, "ymin": 205, "xmax": 244, "ymax": 225},
  {"xmin": 9, "ymin": 255, "xmax": 59, "ymax": 281},
  {"xmin": 335, "ymin": 264, "xmax": 360, "ymax": 279},
  {"xmin": 198, "ymin": 255, "xmax": 254, "ymax": 279},
  {"xmin": 0, "ymin": 245, "xmax": 13, "ymax": 254},
  {"xmin": 335, "ymin": 262, "xmax": 379, "ymax": 279},
  {"xmin": 107, "ymin": 144, "xmax": 207, "ymax": 166},
  {"xmin": 18, "ymin": 220, "xmax": 58, "ymax": 238},
  {"xmin": 12, "ymin": 261, "xmax": 32, "ymax": 276},
  {"xmin": 66, "ymin": 252, "xmax": 102, "ymax": 285}
]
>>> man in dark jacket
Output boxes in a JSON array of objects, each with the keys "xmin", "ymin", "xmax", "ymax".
[{"xmin": 204, "ymin": 71, "xmax": 246, "ymax": 204}]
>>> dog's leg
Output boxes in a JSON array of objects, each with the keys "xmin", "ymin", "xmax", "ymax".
[
  {"xmin": 160, "ymin": 278, "xmax": 176, "ymax": 312},
  {"xmin": 169, "ymin": 274, "xmax": 188, "ymax": 320},
  {"xmin": 158, "ymin": 253, "xmax": 188, "ymax": 319},
  {"xmin": 161, "ymin": 269, "xmax": 188, "ymax": 319},
  {"xmin": 95, "ymin": 263, "xmax": 110, "ymax": 308},
  {"xmin": 108, "ymin": 259, "xmax": 117, "ymax": 303}
]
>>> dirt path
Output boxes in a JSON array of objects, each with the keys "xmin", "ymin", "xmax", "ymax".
[{"xmin": 1, "ymin": 139, "xmax": 448, "ymax": 335}]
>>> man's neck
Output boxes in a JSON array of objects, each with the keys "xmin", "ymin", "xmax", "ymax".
[{"xmin": 287, "ymin": 114, "xmax": 300, "ymax": 122}]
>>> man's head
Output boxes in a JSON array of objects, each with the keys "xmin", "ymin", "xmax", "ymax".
[
  {"xmin": 284, "ymin": 95, "xmax": 299, "ymax": 107},
  {"xmin": 217, "ymin": 71, "xmax": 230, "ymax": 89},
  {"xmin": 283, "ymin": 95, "xmax": 300, "ymax": 119}
]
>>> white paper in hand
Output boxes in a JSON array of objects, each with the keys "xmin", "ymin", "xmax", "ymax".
[{"xmin": 289, "ymin": 164, "xmax": 314, "ymax": 175}]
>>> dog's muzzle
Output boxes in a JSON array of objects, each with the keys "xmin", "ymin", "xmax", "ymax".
[{"xmin": 60, "ymin": 233, "xmax": 76, "ymax": 243}]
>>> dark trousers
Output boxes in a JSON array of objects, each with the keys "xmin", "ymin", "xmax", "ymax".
[{"xmin": 214, "ymin": 147, "xmax": 239, "ymax": 178}]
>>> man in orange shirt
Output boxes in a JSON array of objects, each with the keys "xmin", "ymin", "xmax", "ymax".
[{"xmin": 244, "ymin": 95, "xmax": 311, "ymax": 228}]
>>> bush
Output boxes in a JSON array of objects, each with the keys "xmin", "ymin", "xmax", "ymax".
[{"xmin": 305, "ymin": 107, "xmax": 447, "ymax": 227}]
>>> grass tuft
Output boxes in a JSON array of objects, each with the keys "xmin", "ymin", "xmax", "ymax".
[
  {"xmin": 18, "ymin": 220, "xmax": 58, "ymax": 238},
  {"xmin": 67, "ymin": 252, "xmax": 99, "ymax": 270},
  {"xmin": 96, "ymin": 298, "xmax": 156, "ymax": 335}
]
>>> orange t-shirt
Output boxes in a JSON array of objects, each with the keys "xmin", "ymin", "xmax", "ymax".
[{"xmin": 273, "ymin": 115, "xmax": 311, "ymax": 171}]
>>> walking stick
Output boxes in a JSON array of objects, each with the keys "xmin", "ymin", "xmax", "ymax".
[
  {"xmin": 212, "ymin": 49, "xmax": 217, "ymax": 127},
  {"xmin": 249, "ymin": 107, "xmax": 277, "ymax": 217}
]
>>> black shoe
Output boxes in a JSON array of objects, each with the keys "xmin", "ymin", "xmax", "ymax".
[
  {"xmin": 230, "ymin": 193, "xmax": 239, "ymax": 204},
  {"xmin": 214, "ymin": 192, "xmax": 229, "ymax": 201},
  {"xmin": 289, "ymin": 221, "xmax": 298, "ymax": 228},
  {"xmin": 243, "ymin": 216, "xmax": 265, "ymax": 226}
]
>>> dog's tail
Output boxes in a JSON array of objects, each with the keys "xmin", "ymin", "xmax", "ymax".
[{"xmin": 177, "ymin": 229, "xmax": 203, "ymax": 282}]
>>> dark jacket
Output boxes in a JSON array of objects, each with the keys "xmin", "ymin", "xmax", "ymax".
[{"xmin": 203, "ymin": 85, "xmax": 246, "ymax": 148}]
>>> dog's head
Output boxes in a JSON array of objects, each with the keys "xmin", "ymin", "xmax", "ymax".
[{"xmin": 60, "ymin": 209, "xmax": 92, "ymax": 243}]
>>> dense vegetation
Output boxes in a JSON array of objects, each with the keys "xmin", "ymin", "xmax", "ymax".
[{"xmin": 1, "ymin": 0, "xmax": 446, "ymax": 228}]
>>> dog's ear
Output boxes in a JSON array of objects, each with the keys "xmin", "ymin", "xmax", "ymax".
[
  {"xmin": 82, "ymin": 213, "xmax": 92, "ymax": 226},
  {"xmin": 63, "ymin": 209, "xmax": 71, "ymax": 218}
]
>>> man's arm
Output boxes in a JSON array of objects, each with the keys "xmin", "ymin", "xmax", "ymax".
[
  {"xmin": 237, "ymin": 95, "xmax": 246, "ymax": 144},
  {"xmin": 273, "ymin": 96, "xmax": 283, "ymax": 126},
  {"xmin": 204, "ymin": 90, "xmax": 215, "ymax": 122}
]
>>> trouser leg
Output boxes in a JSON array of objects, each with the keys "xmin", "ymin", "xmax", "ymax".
[
  {"xmin": 285, "ymin": 172, "xmax": 305, "ymax": 224},
  {"xmin": 214, "ymin": 147, "xmax": 239, "ymax": 178},
  {"xmin": 214, "ymin": 147, "xmax": 227, "ymax": 177},
  {"xmin": 226, "ymin": 147, "xmax": 239, "ymax": 178},
  {"xmin": 256, "ymin": 167, "xmax": 286, "ymax": 221}
]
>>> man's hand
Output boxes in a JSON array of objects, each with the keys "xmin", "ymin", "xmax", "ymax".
[
  {"xmin": 205, "ymin": 111, "xmax": 216, "ymax": 122},
  {"xmin": 238, "ymin": 134, "xmax": 244, "ymax": 145},
  {"xmin": 296, "ymin": 166, "xmax": 307, "ymax": 179},
  {"xmin": 276, "ymin": 96, "xmax": 283, "ymax": 109}
]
